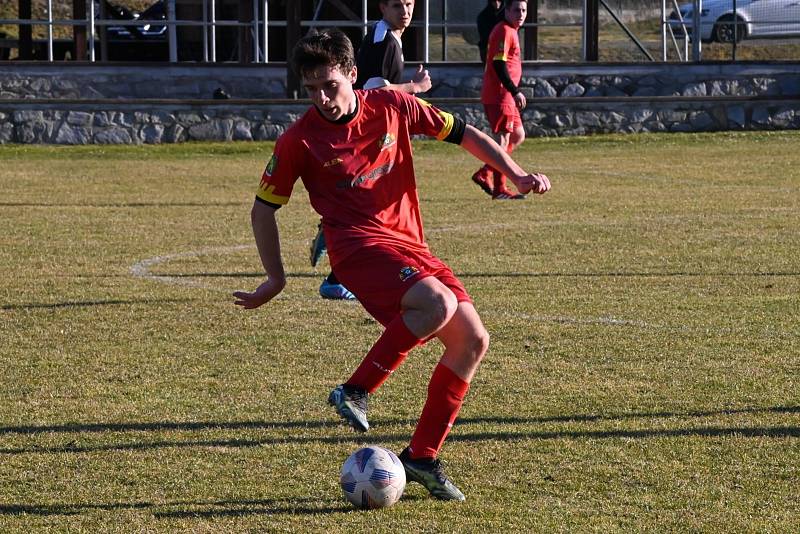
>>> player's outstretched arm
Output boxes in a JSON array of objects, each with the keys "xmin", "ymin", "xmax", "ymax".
[
  {"xmin": 460, "ymin": 124, "xmax": 551, "ymax": 195},
  {"xmin": 232, "ymin": 200, "xmax": 287, "ymax": 309}
]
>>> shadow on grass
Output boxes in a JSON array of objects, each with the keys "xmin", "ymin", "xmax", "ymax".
[
  {"xmin": 0, "ymin": 497, "xmax": 354, "ymax": 517},
  {"xmin": 0, "ymin": 202, "xmax": 244, "ymax": 208},
  {"xmin": 1, "ymin": 298, "xmax": 195, "ymax": 311},
  {"xmin": 459, "ymin": 271, "xmax": 800, "ymax": 278},
  {"xmin": 0, "ymin": 405, "xmax": 797, "ymax": 455},
  {"xmin": 129, "ymin": 270, "xmax": 800, "ymax": 279}
]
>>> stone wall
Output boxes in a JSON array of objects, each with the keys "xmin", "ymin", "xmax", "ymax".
[
  {"xmin": 2, "ymin": 96, "xmax": 798, "ymax": 145},
  {"xmin": 0, "ymin": 61, "xmax": 798, "ymax": 144},
  {"xmin": 2, "ymin": 62, "xmax": 799, "ymax": 100}
]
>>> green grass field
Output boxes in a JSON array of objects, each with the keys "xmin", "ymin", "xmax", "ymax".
[{"xmin": 1, "ymin": 132, "xmax": 799, "ymax": 532}]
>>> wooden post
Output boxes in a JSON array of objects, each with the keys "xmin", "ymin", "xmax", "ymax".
[
  {"xmin": 73, "ymin": 0, "xmax": 87, "ymax": 61},
  {"xmin": 286, "ymin": 0, "xmax": 302, "ymax": 97},
  {"xmin": 584, "ymin": 0, "xmax": 599, "ymax": 61},
  {"xmin": 524, "ymin": 0, "xmax": 538, "ymax": 60},
  {"xmin": 18, "ymin": 0, "xmax": 32, "ymax": 59},
  {"xmin": 98, "ymin": 0, "xmax": 108, "ymax": 61},
  {"xmin": 238, "ymin": 0, "xmax": 253, "ymax": 63}
]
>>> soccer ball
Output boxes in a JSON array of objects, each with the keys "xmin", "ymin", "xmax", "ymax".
[{"xmin": 339, "ymin": 445, "xmax": 406, "ymax": 509}]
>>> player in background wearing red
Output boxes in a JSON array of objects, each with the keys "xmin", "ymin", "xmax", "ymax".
[
  {"xmin": 312, "ymin": 0, "xmax": 431, "ymax": 300},
  {"xmin": 233, "ymin": 29, "xmax": 550, "ymax": 501},
  {"xmin": 473, "ymin": 0, "xmax": 529, "ymax": 200}
]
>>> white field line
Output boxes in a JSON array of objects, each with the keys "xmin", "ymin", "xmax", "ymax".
[
  {"xmin": 130, "ymin": 244, "xmax": 253, "ymax": 290},
  {"xmin": 512, "ymin": 312, "xmax": 664, "ymax": 329},
  {"xmin": 130, "ymin": 246, "xmax": 666, "ymax": 328}
]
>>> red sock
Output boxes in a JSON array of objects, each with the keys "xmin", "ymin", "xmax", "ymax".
[
  {"xmin": 345, "ymin": 315, "xmax": 422, "ymax": 394},
  {"xmin": 493, "ymin": 169, "xmax": 507, "ymax": 192},
  {"xmin": 474, "ymin": 163, "xmax": 493, "ymax": 179},
  {"xmin": 408, "ymin": 363, "xmax": 470, "ymax": 459},
  {"xmin": 474, "ymin": 164, "xmax": 496, "ymax": 190}
]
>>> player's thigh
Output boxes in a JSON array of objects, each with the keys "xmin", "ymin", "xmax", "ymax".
[
  {"xmin": 400, "ymin": 276, "xmax": 458, "ymax": 315},
  {"xmin": 485, "ymin": 104, "xmax": 515, "ymax": 136},
  {"xmin": 333, "ymin": 245, "xmax": 432, "ymax": 327}
]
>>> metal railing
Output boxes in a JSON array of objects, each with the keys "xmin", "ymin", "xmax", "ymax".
[
  {"xmin": 2, "ymin": 0, "xmax": 560, "ymax": 63},
  {"xmin": 4, "ymin": 0, "xmax": 798, "ymax": 63},
  {"xmin": 0, "ymin": 0, "xmax": 274, "ymax": 62},
  {"xmin": 661, "ymin": 0, "xmax": 800, "ymax": 61}
]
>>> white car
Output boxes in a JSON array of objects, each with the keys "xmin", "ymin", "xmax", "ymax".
[{"xmin": 669, "ymin": 0, "xmax": 800, "ymax": 43}]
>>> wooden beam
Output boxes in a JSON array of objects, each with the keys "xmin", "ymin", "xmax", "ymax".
[
  {"xmin": 18, "ymin": 0, "xmax": 32, "ymax": 59},
  {"xmin": 98, "ymin": 0, "xmax": 108, "ymax": 61},
  {"xmin": 73, "ymin": 0, "xmax": 87, "ymax": 61},
  {"xmin": 286, "ymin": 0, "xmax": 302, "ymax": 97},
  {"xmin": 238, "ymin": 0, "xmax": 253, "ymax": 63},
  {"xmin": 524, "ymin": 0, "xmax": 538, "ymax": 60},
  {"xmin": 584, "ymin": 0, "xmax": 599, "ymax": 61}
]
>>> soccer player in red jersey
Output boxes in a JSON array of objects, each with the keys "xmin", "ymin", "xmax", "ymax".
[
  {"xmin": 233, "ymin": 29, "xmax": 550, "ymax": 501},
  {"xmin": 311, "ymin": 0, "xmax": 431, "ymax": 300},
  {"xmin": 473, "ymin": 0, "xmax": 529, "ymax": 200}
]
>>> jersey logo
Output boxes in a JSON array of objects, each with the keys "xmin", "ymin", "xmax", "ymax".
[
  {"xmin": 377, "ymin": 133, "xmax": 396, "ymax": 151},
  {"xmin": 337, "ymin": 162, "xmax": 394, "ymax": 189},
  {"xmin": 323, "ymin": 157, "xmax": 343, "ymax": 168},
  {"xmin": 264, "ymin": 154, "xmax": 277, "ymax": 176},
  {"xmin": 399, "ymin": 266, "xmax": 420, "ymax": 282}
]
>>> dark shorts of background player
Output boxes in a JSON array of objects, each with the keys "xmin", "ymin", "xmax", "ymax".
[
  {"xmin": 484, "ymin": 103, "xmax": 522, "ymax": 134},
  {"xmin": 333, "ymin": 243, "xmax": 472, "ymax": 327}
]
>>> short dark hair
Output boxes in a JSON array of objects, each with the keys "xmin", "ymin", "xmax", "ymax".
[{"xmin": 291, "ymin": 29, "xmax": 355, "ymax": 79}]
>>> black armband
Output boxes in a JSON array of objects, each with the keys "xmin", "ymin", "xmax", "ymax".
[
  {"xmin": 444, "ymin": 116, "xmax": 466, "ymax": 145},
  {"xmin": 492, "ymin": 59, "xmax": 520, "ymax": 96}
]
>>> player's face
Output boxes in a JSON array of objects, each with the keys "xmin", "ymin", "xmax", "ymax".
[
  {"xmin": 302, "ymin": 64, "xmax": 358, "ymax": 122},
  {"xmin": 380, "ymin": 0, "xmax": 415, "ymax": 31},
  {"xmin": 505, "ymin": 1, "xmax": 527, "ymax": 28}
]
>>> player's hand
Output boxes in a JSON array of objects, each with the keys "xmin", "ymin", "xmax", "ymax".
[
  {"xmin": 513, "ymin": 91, "xmax": 527, "ymax": 111},
  {"xmin": 512, "ymin": 172, "xmax": 551, "ymax": 195},
  {"xmin": 411, "ymin": 64, "xmax": 432, "ymax": 94},
  {"xmin": 233, "ymin": 279, "xmax": 284, "ymax": 309}
]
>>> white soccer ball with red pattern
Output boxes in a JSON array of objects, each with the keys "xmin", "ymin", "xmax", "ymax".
[{"xmin": 339, "ymin": 445, "xmax": 406, "ymax": 509}]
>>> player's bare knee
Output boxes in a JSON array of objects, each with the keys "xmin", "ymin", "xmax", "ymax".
[
  {"xmin": 469, "ymin": 327, "xmax": 490, "ymax": 363},
  {"xmin": 428, "ymin": 289, "xmax": 458, "ymax": 328},
  {"xmin": 511, "ymin": 128, "xmax": 525, "ymax": 147}
]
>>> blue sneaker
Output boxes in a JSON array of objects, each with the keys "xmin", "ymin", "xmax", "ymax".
[
  {"xmin": 310, "ymin": 224, "xmax": 327, "ymax": 267},
  {"xmin": 319, "ymin": 278, "xmax": 356, "ymax": 300}
]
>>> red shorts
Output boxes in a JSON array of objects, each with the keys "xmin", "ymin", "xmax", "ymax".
[
  {"xmin": 484, "ymin": 103, "xmax": 521, "ymax": 134},
  {"xmin": 332, "ymin": 244, "xmax": 472, "ymax": 327}
]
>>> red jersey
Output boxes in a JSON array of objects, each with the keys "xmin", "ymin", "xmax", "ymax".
[
  {"xmin": 480, "ymin": 20, "xmax": 522, "ymax": 107},
  {"xmin": 256, "ymin": 89, "xmax": 458, "ymax": 267}
]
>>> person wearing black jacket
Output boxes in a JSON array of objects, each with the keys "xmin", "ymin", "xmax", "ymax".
[{"xmin": 476, "ymin": 0, "xmax": 504, "ymax": 64}]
